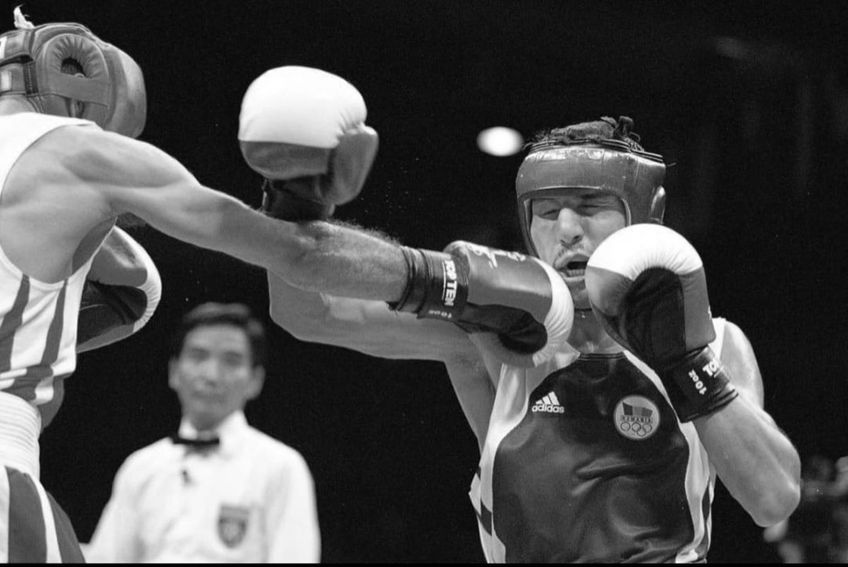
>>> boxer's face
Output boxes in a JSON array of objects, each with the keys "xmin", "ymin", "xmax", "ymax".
[
  {"xmin": 169, "ymin": 324, "xmax": 265, "ymax": 432},
  {"xmin": 529, "ymin": 189, "xmax": 626, "ymax": 309}
]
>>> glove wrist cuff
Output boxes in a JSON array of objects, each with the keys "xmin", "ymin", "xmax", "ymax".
[
  {"xmin": 261, "ymin": 178, "xmax": 335, "ymax": 221},
  {"xmin": 663, "ymin": 346, "xmax": 738, "ymax": 422},
  {"xmin": 389, "ymin": 248, "xmax": 468, "ymax": 320}
]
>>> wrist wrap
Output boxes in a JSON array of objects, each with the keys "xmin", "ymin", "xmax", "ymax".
[
  {"xmin": 663, "ymin": 346, "xmax": 739, "ymax": 422},
  {"xmin": 389, "ymin": 247, "xmax": 468, "ymax": 321}
]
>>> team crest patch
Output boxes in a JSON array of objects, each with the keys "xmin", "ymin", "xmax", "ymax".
[
  {"xmin": 218, "ymin": 504, "xmax": 250, "ymax": 548},
  {"xmin": 613, "ymin": 395, "xmax": 660, "ymax": 440}
]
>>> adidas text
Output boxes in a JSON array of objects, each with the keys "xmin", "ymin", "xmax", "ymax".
[{"xmin": 532, "ymin": 403, "xmax": 564, "ymax": 414}]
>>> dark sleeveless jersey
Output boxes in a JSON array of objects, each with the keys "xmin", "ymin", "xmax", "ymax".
[{"xmin": 469, "ymin": 320, "xmax": 725, "ymax": 563}]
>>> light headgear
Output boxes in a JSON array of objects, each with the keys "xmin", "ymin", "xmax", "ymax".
[
  {"xmin": 0, "ymin": 9, "xmax": 146, "ymax": 137},
  {"xmin": 515, "ymin": 117, "xmax": 666, "ymax": 257}
]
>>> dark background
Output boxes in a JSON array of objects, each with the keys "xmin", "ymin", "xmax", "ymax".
[{"xmin": 6, "ymin": 0, "xmax": 848, "ymax": 562}]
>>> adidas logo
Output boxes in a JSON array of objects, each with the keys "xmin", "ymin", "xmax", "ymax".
[{"xmin": 531, "ymin": 391, "xmax": 565, "ymax": 414}]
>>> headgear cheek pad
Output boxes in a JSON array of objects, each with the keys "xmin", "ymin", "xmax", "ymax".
[
  {"xmin": 515, "ymin": 138, "xmax": 667, "ymax": 257},
  {"xmin": 0, "ymin": 20, "xmax": 147, "ymax": 138}
]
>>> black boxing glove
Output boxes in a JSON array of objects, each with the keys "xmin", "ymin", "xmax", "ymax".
[
  {"xmin": 390, "ymin": 241, "xmax": 574, "ymax": 368},
  {"xmin": 585, "ymin": 224, "xmax": 738, "ymax": 421},
  {"xmin": 238, "ymin": 66, "xmax": 378, "ymax": 221}
]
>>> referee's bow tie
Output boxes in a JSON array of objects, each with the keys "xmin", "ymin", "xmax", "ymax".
[{"xmin": 170, "ymin": 434, "xmax": 220, "ymax": 448}]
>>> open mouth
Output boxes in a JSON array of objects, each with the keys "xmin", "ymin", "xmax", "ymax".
[{"xmin": 563, "ymin": 260, "xmax": 588, "ymax": 278}]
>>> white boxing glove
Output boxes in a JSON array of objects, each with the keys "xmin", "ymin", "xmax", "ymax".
[{"xmin": 238, "ymin": 66, "xmax": 379, "ymax": 220}]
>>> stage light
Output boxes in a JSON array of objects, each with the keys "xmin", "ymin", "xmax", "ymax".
[{"xmin": 477, "ymin": 126, "xmax": 524, "ymax": 156}]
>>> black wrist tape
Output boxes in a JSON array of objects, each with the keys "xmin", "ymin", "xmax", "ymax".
[
  {"xmin": 664, "ymin": 346, "xmax": 739, "ymax": 422},
  {"xmin": 387, "ymin": 247, "xmax": 424, "ymax": 312},
  {"xmin": 388, "ymin": 247, "xmax": 468, "ymax": 321}
]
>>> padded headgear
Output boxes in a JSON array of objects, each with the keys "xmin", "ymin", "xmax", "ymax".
[
  {"xmin": 0, "ymin": 10, "xmax": 146, "ymax": 137},
  {"xmin": 515, "ymin": 116, "xmax": 666, "ymax": 257}
]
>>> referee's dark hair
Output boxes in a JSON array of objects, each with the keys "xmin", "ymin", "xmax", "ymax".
[{"xmin": 170, "ymin": 302, "xmax": 267, "ymax": 369}]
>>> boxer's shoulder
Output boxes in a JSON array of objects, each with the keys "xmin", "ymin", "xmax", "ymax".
[
  {"xmin": 11, "ymin": 125, "xmax": 133, "ymax": 187},
  {"xmin": 25, "ymin": 126, "xmax": 196, "ymax": 195}
]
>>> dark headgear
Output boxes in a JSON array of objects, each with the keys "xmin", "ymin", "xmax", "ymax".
[
  {"xmin": 515, "ymin": 116, "xmax": 666, "ymax": 257},
  {"xmin": 0, "ymin": 9, "xmax": 146, "ymax": 137}
]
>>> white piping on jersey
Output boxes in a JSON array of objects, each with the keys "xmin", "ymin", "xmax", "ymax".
[{"xmin": 0, "ymin": 466, "xmax": 9, "ymax": 562}]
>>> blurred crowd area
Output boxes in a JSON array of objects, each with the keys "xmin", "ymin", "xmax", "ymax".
[{"xmin": 764, "ymin": 455, "xmax": 848, "ymax": 563}]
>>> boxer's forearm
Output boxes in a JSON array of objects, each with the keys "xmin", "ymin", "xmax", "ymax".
[
  {"xmin": 264, "ymin": 219, "xmax": 408, "ymax": 302},
  {"xmin": 156, "ymin": 189, "xmax": 408, "ymax": 302},
  {"xmin": 691, "ymin": 323, "xmax": 801, "ymax": 527},
  {"xmin": 695, "ymin": 397, "xmax": 801, "ymax": 527}
]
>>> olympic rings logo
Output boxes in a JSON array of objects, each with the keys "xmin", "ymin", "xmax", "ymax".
[
  {"xmin": 618, "ymin": 420, "xmax": 654, "ymax": 437},
  {"xmin": 613, "ymin": 396, "xmax": 660, "ymax": 441}
]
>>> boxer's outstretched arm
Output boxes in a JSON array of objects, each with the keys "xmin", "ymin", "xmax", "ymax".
[
  {"xmin": 267, "ymin": 271, "xmax": 497, "ymax": 445},
  {"xmin": 269, "ymin": 271, "xmax": 473, "ymax": 360},
  {"xmin": 67, "ymin": 128, "xmax": 408, "ymax": 302},
  {"xmin": 62, "ymin": 128, "xmax": 503, "ymax": 442}
]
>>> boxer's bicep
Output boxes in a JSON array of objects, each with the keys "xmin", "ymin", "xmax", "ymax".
[
  {"xmin": 72, "ymin": 130, "xmax": 221, "ymax": 237},
  {"xmin": 75, "ymin": 132, "xmax": 295, "ymax": 264},
  {"xmin": 98, "ymin": 152, "xmax": 238, "ymax": 243}
]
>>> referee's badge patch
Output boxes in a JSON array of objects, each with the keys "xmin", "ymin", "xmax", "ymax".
[
  {"xmin": 613, "ymin": 395, "xmax": 660, "ymax": 441},
  {"xmin": 218, "ymin": 504, "xmax": 250, "ymax": 547}
]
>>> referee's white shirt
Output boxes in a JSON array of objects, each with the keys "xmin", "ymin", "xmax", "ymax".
[{"xmin": 85, "ymin": 411, "xmax": 320, "ymax": 563}]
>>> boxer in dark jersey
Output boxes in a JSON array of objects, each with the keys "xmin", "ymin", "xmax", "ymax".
[{"xmin": 240, "ymin": 67, "xmax": 802, "ymax": 562}]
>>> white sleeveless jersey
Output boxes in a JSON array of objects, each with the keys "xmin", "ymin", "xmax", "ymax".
[
  {"xmin": 0, "ymin": 113, "xmax": 98, "ymax": 408},
  {"xmin": 470, "ymin": 318, "xmax": 727, "ymax": 563}
]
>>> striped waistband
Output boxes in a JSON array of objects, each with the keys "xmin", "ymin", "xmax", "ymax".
[{"xmin": 0, "ymin": 393, "xmax": 41, "ymax": 478}]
